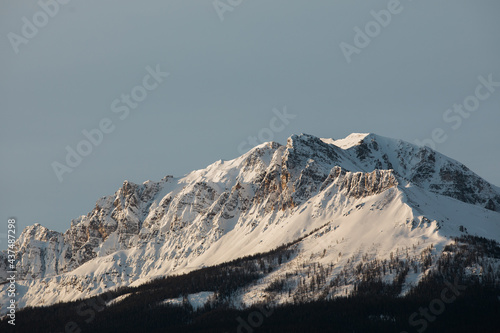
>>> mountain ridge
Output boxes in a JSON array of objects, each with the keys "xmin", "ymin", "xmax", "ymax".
[{"xmin": 1, "ymin": 132, "xmax": 499, "ymax": 314}]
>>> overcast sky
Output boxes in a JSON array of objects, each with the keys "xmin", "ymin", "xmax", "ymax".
[{"xmin": 2, "ymin": 0, "xmax": 499, "ymax": 237}]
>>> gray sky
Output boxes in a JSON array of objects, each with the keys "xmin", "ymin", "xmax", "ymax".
[{"xmin": 2, "ymin": 0, "xmax": 500, "ymax": 237}]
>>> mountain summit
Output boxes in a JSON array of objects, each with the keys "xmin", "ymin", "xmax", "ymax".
[{"xmin": 1, "ymin": 132, "xmax": 499, "ymax": 313}]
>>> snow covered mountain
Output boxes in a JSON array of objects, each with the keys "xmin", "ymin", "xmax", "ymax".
[{"xmin": 1, "ymin": 132, "xmax": 499, "ymax": 313}]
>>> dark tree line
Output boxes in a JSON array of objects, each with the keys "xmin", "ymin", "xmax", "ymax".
[{"xmin": 1, "ymin": 235, "xmax": 499, "ymax": 333}]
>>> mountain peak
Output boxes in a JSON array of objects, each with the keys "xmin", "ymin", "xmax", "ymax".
[
  {"xmin": 320, "ymin": 133, "xmax": 373, "ymax": 149},
  {"xmin": 286, "ymin": 133, "xmax": 320, "ymax": 148},
  {"xmin": 2, "ymin": 131, "xmax": 499, "ymax": 315}
]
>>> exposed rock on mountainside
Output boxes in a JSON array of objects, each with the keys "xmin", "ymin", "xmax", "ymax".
[{"xmin": 1, "ymin": 133, "xmax": 499, "ymax": 313}]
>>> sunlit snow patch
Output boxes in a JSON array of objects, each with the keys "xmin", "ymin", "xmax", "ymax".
[{"xmin": 160, "ymin": 291, "xmax": 214, "ymax": 310}]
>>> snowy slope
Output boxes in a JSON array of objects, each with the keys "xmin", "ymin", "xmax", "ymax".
[{"xmin": 1, "ymin": 133, "xmax": 499, "ymax": 314}]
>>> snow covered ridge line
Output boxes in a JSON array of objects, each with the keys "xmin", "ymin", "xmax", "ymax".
[
  {"xmin": 51, "ymin": 64, "xmax": 169, "ymax": 183},
  {"xmin": 2, "ymin": 132, "xmax": 500, "ymax": 314}
]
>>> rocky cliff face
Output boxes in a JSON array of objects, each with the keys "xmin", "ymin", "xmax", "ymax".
[
  {"xmin": 336, "ymin": 133, "xmax": 500, "ymax": 211},
  {"xmin": 322, "ymin": 167, "xmax": 398, "ymax": 199},
  {"xmin": 7, "ymin": 178, "xmax": 170, "ymax": 281},
  {"xmin": 15, "ymin": 224, "xmax": 65, "ymax": 279},
  {"xmin": 1, "ymin": 133, "xmax": 499, "ymax": 311}
]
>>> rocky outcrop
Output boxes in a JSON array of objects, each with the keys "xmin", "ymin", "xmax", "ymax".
[
  {"xmin": 3, "ymin": 132, "xmax": 499, "ymax": 289},
  {"xmin": 321, "ymin": 167, "xmax": 398, "ymax": 198},
  {"xmin": 338, "ymin": 133, "xmax": 500, "ymax": 212},
  {"xmin": 15, "ymin": 224, "xmax": 65, "ymax": 279}
]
